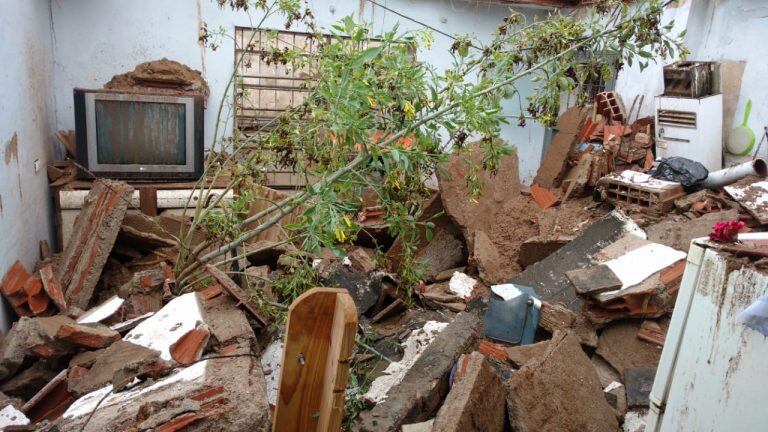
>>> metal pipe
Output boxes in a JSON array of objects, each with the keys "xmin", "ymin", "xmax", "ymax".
[{"xmin": 702, "ymin": 159, "xmax": 768, "ymax": 188}]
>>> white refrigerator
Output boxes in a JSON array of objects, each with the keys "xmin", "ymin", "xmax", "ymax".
[{"xmin": 646, "ymin": 233, "xmax": 768, "ymax": 431}]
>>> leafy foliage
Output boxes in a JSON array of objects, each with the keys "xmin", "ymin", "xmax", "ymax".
[{"xmin": 178, "ymin": 0, "xmax": 687, "ymax": 306}]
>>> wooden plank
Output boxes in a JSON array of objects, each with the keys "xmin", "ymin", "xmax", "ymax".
[
  {"xmin": 139, "ymin": 187, "xmax": 158, "ymax": 216},
  {"xmin": 273, "ymin": 288, "xmax": 357, "ymax": 432},
  {"xmin": 565, "ymin": 264, "xmax": 623, "ymax": 296}
]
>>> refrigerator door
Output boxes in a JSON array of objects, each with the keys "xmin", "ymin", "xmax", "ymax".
[{"xmin": 647, "ymin": 238, "xmax": 768, "ymax": 431}]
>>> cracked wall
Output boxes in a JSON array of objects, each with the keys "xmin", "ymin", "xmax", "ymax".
[{"xmin": 0, "ymin": 0, "xmax": 57, "ymax": 331}]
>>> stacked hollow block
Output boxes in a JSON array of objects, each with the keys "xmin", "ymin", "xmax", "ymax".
[
  {"xmin": 1, "ymin": 261, "xmax": 67, "ymax": 317},
  {"xmin": 595, "ymin": 91, "xmax": 626, "ymax": 124}
]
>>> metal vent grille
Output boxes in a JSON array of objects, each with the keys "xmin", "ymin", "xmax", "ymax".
[{"xmin": 658, "ymin": 109, "xmax": 697, "ymax": 128}]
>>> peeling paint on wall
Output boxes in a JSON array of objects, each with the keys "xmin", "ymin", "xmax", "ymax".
[
  {"xmin": 3, "ymin": 133, "xmax": 18, "ymax": 165},
  {"xmin": 0, "ymin": 194, "xmax": 3, "ymax": 217}
]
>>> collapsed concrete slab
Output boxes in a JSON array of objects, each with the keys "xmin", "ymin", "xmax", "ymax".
[
  {"xmin": 506, "ymin": 331, "xmax": 618, "ymax": 432},
  {"xmin": 53, "ymin": 292, "xmax": 270, "ymax": 431},
  {"xmin": 356, "ymin": 312, "xmax": 480, "ymax": 432},
  {"xmin": 437, "ymin": 143, "xmax": 520, "ymax": 250},
  {"xmin": 432, "ymin": 352, "xmax": 505, "ymax": 432},
  {"xmin": 55, "ymin": 180, "xmax": 134, "ymax": 310},
  {"xmin": 508, "ymin": 210, "xmax": 644, "ymax": 312}
]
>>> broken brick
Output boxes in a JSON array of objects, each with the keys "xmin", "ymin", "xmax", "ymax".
[
  {"xmin": 477, "ymin": 340, "xmax": 509, "ymax": 363},
  {"xmin": 170, "ymin": 324, "xmax": 211, "ymax": 365},
  {"xmin": 1, "ymin": 261, "xmax": 57, "ymax": 317},
  {"xmin": 22, "ymin": 370, "xmax": 75, "ymax": 423},
  {"xmin": 530, "ymin": 183, "xmax": 558, "ymax": 210},
  {"xmin": 39, "ymin": 264, "xmax": 67, "ymax": 310},
  {"xmin": 56, "ymin": 322, "xmax": 121, "ymax": 349}
]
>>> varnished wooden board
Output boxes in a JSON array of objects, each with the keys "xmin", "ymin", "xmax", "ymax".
[{"xmin": 273, "ymin": 288, "xmax": 357, "ymax": 432}]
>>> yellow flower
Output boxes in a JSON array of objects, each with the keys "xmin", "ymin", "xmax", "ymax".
[
  {"xmin": 334, "ymin": 228, "xmax": 347, "ymax": 242},
  {"xmin": 343, "ymin": 215, "xmax": 352, "ymax": 227},
  {"xmin": 403, "ymin": 101, "xmax": 415, "ymax": 119},
  {"xmin": 368, "ymin": 96, "xmax": 376, "ymax": 108}
]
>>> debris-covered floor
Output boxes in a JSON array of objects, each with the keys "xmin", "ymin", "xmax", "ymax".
[{"xmin": 3, "ymin": 1, "xmax": 768, "ymax": 431}]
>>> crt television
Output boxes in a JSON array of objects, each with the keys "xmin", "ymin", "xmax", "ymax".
[{"xmin": 74, "ymin": 89, "xmax": 204, "ymax": 180}]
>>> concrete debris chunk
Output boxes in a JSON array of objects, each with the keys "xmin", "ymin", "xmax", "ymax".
[
  {"xmin": 0, "ymin": 362, "xmax": 59, "ymax": 401},
  {"xmin": 506, "ymin": 331, "xmax": 618, "ymax": 432},
  {"xmin": 534, "ymin": 106, "xmax": 590, "ymax": 188},
  {"xmin": 388, "ymin": 193, "xmax": 467, "ymax": 281},
  {"xmin": 0, "ymin": 404, "xmax": 30, "ymax": 429},
  {"xmin": 55, "ymin": 180, "xmax": 134, "ymax": 310},
  {"xmin": 565, "ymin": 264, "xmax": 623, "ymax": 295},
  {"xmin": 357, "ymin": 313, "xmax": 480, "ymax": 432},
  {"xmin": 538, "ymin": 302, "xmax": 598, "ymax": 348},
  {"xmin": 505, "ymin": 340, "xmax": 550, "ymax": 368},
  {"xmin": 346, "ymin": 247, "xmax": 377, "ymax": 273},
  {"xmin": 725, "ymin": 179, "xmax": 768, "ymax": 224},
  {"xmin": 447, "ymin": 272, "xmax": 477, "ymax": 300},
  {"xmin": 66, "ymin": 340, "xmax": 164, "ymax": 396},
  {"xmin": 517, "ymin": 236, "xmax": 571, "ymax": 269},
  {"xmin": 472, "ymin": 231, "xmax": 506, "ymax": 285},
  {"xmin": 432, "ymin": 352, "xmax": 505, "ymax": 432},
  {"xmin": 438, "ymin": 143, "xmax": 520, "ymax": 249},
  {"xmin": 401, "ymin": 419, "xmax": 434, "ymax": 432},
  {"xmin": 363, "ymin": 321, "xmax": 449, "ymax": 405},
  {"xmin": 603, "ymin": 380, "xmax": 627, "ymax": 416},
  {"xmin": 205, "ymin": 264, "xmax": 268, "ymax": 327},
  {"xmin": 260, "ymin": 340, "xmax": 284, "ymax": 406},
  {"xmin": 597, "ymin": 321, "xmax": 662, "ymax": 378},
  {"xmin": 624, "ymin": 367, "xmax": 656, "ymax": 407}
]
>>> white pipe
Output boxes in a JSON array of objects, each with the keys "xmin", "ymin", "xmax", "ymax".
[{"xmin": 701, "ymin": 159, "xmax": 768, "ymax": 189}]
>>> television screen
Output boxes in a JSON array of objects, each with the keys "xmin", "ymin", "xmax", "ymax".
[
  {"xmin": 74, "ymin": 89, "xmax": 204, "ymax": 180},
  {"xmin": 94, "ymin": 100, "xmax": 187, "ymax": 165}
]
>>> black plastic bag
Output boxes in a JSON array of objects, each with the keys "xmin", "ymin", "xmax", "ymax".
[{"xmin": 650, "ymin": 157, "xmax": 709, "ymax": 188}]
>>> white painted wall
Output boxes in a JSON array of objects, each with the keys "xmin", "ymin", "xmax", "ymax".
[
  {"xmin": 50, "ymin": 0, "xmax": 551, "ymax": 183},
  {"xmin": 614, "ymin": 0, "xmax": 768, "ymax": 164},
  {"xmin": 0, "ymin": 0, "xmax": 57, "ymax": 331}
]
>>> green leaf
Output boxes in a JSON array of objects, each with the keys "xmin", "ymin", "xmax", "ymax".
[
  {"xmin": 353, "ymin": 46, "xmax": 384, "ymax": 68},
  {"xmin": 425, "ymin": 229, "xmax": 433, "ymax": 242}
]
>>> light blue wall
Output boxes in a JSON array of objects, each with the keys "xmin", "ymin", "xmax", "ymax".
[
  {"xmin": 0, "ymin": 0, "xmax": 57, "ymax": 331},
  {"xmin": 50, "ymin": 0, "xmax": 552, "ymax": 183}
]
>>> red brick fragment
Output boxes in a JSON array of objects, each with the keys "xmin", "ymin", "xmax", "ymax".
[
  {"xmin": 56, "ymin": 323, "xmax": 121, "ymax": 349},
  {"xmin": 530, "ymin": 183, "xmax": 558, "ymax": 210},
  {"xmin": 40, "ymin": 264, "xmax": 67, "ymax": 309},
  {"xmin": 170, "ymin": 325, "xmax": 211, "ymax": 365},
  {"xmin": 477, "ymin": 340, "xmax": 510, "ymax": 362},
  {"xmin": 201, "ymin": 284, "xmax": 223, "ymax": 300},
  {"xmin": 154, "ymin": 413, "xmax": 202, "ymax": 432}
]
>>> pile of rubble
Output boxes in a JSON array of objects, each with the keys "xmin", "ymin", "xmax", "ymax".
[{"xmin": 2, "ymin": 90, "xmax": 767, "ymax": 431}]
